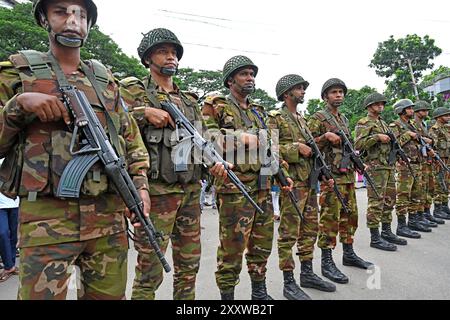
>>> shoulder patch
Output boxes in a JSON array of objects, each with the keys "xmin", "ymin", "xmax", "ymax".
[
  {"xmin": 119, "ymin": 76, "xmax": 145, "ymax": 89},
  {"xmin": 0, "ymin": 61, "xmax": 13, "ymax": 70},
  {"xmin": 204, "ymin": 94, "xmax": 227, "ymax": 106},
  {"xmin": 181, "ymin": 91, "xmax": 199, "ymax": 103},
  {"xmin": 268, "ymin": 109, "xmax": 282, "ymax": 117},
  {"xmin": 357, "ymin": 117, "xmax": 370, "ymax": 125}
]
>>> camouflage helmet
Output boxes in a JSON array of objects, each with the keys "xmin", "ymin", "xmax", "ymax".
[
  {"xmin": 222, "ymin": 55, "xmax": 258, "ymax": 88},
  {"xmin": 432, "ymin": 107, "xmax": 450, "ymax": 119},
  {"xmin": 393, "ymin": 98, "xmax": 415, "ymax": 114},
  {"xmin": 275, "ymin": 74, "xmax": 310, "ymax": 102},
  {"xmin": 321, "ymin": 78, "xmax": 347, "ymax": 99},
  {"xmin": 32, "ymin": 0, "xmax": 98, "ymax": 28},
  {"xmin": 413, "ymin": 100, "xmax": 432, "ymax": 112},
  {"xmin": 363, "ymin": 92, "xmax": 387, "ymax": 108},
  {"xmin": 137, "ymin": 28, "xmax": 184, "ymax": 67}
]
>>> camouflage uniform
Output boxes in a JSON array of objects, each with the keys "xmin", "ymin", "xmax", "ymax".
[
  {"xmin": 120, "ymin": 77, "xmax": 204, "ymax": 300},
  {"xmin": 0, "ymin": 51, "xmax": 149, "ymax": 300},
  {"xmin": 267, "ymin": 105, "xmax": 318, "ymax": 269},
  {"xmin": 389, "ymin": 119, "xmax": 422, "ymax": 218},
  {"xmin": 202, "ymin": 93, "xmax": 275, "ymax": 294},
  {"xmin": 355, "ymin": 116, "xmax": 395, "ymax": 229},
  {"xmin": 429, "ymin": 122, "xmax": 450, "ymax": 206},
  {"xmin": 307, "ymin": 107, "xmax": 357, "ymax": 249}
]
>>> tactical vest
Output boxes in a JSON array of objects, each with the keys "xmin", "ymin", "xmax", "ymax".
[
  {"xmin": 358, "ymin": 118, "xmax": 391, "ymax": 166},
  {"xmin": 139, "ymin": 77, "xmax": 203, "ymax": 184},
  {"xmin": 314, "ymin": 109, "xmax": 354, "ymax": 175},
  {"xmin": 0, "ymin": 50, "xmax": 123, "ymax": 200},
  {"xmin": 431, "ymin": 123, "xmax": 450, "ymax": 158},
  {"xmin": 393, "ymin": 119, "xmax": 421, "ymax": 162}
]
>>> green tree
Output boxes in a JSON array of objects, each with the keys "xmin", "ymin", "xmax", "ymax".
[
  {"xmin": 369, "ymin": 34, "xmax": 442, "ymax": 100},
  {"xmin": 0, "ymin": 2, "xmax": 147, "ymax": 78},
  {"xmin": 305, "ymin": 98, "xmax": 325, "ymax": 118},
  {"xmin": 339, "ymin": 86, "xmax": 377, "ymax": 133}
]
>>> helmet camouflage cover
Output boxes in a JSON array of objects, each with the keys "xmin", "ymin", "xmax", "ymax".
[
  {"xmin": 363, "ymin": 92, "xmax": 387, "ymax": 108},
  {"xmin": 321, "ymin": 78, "xmax": 347, "ymax": 99},
  {"xmin": 137, "ymin": 28, "xmax": 184, "ymax": 67},
  {"xmin": 413, "ymin": 100, "xmax": 432, "ymax": 112},
  {"xmin": 32, "ymin": 0, "xmax": 98, "ymax": 28},
  {"xmin": 393, "ymin": 98, "xmax": 415, "ymax": 114},
  {"xmin": 432, "ymin": 107, "xmax": 450, "ymax": 119},
  {"xmin": 222, "ymin": 55, "xmax": 258, "ymax": 88},
  {"xmin": 276, "ymin": 74, "xmax": 310, "ymax": 102}
]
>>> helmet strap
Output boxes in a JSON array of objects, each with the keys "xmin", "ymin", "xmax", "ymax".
[
  {"xmin": 150, "ymin": 60, "xmax": 178, "ymax": 76},
  {"xmin": 231, "ymin": 79, "xmax": 255, "ymax": 95},
  {"xmin": 288, "ymin": 91, "xmax": 304, "ymax": 104}
]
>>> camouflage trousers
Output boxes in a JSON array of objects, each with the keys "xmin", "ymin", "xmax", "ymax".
[
  {"xmin": 434, "ymin": 158, "xmax": 450, "ymax": 205},
  {"xmin": 421, "ymin": 162, "xmax": 435, "ymax": 211},
  {"xmin": 215, "ymin": 190, "xmax": 273, "ymax": 293},
  {"xmin": 366, "ymin": 167, "xmax": 396, "ymax": 229},
  {"xmin": 278, "ymin": 186, "xmax": 318, "ymax": 271},
  {"xmin": 132, "ymin": 189, "xmax": 201, "ymax": 300},
  {"xmin": 18, "ymin": 232, "xmax": 128, "ymax": 300},
  {"xmin": 396, "ymin": 163, "xmax": 422, "ymax": 216},
  {"xmin": 318, "ymin": 183, "xmax": 358, "ymax": 250}
]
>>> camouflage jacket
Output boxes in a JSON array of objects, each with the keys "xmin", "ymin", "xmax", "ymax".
[
  {"xmin": 267, "ymin": 105, "xmax": 312, "ymax": 187},
  {"xmin": 120, "ymin": 76, "xmax": 204, "ymax": 195},
  {"xmin": 429, "ymin": 121, "xmax": 450, "ymax": 158},
  {"xmin": 355, "ymin": 115, "xmax": 392, "ymax": 169},
  {"xmin": 202, "ymin": 93, "xmax": 286, "ymax": 193},
  {"xmin": 0, "ymin": 51, "xmax": 149, "ymax": 248},
  {"xmin": 389, "ymin": 118, "xmax": 422, "ymax": 163},
  {"xmin": 307, "ymin": 107, "xmax": 354, "ymax": 184},
  {"xmin": 413, "ymin": 117, "xmax": 434, "ymax": 163}
]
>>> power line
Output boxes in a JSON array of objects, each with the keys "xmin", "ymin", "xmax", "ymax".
[{"xmin": 184, "ymin": 42, "xmax": 280, "ymax": 56}]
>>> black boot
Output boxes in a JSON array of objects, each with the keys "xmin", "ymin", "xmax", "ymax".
[
  {"xmin": 442, "ymin": 204, "xmax": 450, "ymax": 215},
  {"xmin": 321, "ymin": 248, "xmax": 348, "ymax": 284},
  {"xmin": 251, "ymin": 279, "xmax": 274, "ymax": 300},
  {"xmin": 381, "ymin": 223, "xmax": 407, "ymax": 245},
  {"xmin": 408, "ymin": 213, "xmax": 432, "ymax": 232},
  {"xmin": 370, "ymin": 228, "xmax": 397, "ymax": 251},
  {"xmin": 396, "ymin": 215, "xmax": 421, "ymax": 239},
  {"xmin": 417, "ymin": 212, "xmax": 438, "ymax": 228},
  {"xmin": 433, "ymin": 204, "xmax": 450, "ymax": 220},
  {"xmin": 282, "ymin": 271, "xmax": 311, "ymax": 300},
  {"xmin": 300, "ymin": 260, "xmax": 336, "ymax": 292},
  {"xmin": 220, "ymin": 290, "xmax": 234, "ymax": 300},
  {"xmin": 342, "ymin": 243, "xmax": 373, "ymax": 269},
  {"xmin": 423, "ymin": 208, "xmax": 444, "ymax": 225}
]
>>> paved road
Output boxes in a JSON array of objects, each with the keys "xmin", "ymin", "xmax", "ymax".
[{"xmin": 1, "ymin": 185, "xmax": 450, "ymax": 300}]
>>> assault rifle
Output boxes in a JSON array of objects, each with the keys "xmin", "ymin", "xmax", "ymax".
[{"xmin": 56, "ymin": 86, "xmax": 171, "ymax": 273}]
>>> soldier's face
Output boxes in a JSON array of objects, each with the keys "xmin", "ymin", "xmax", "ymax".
[
  {"xmin": 44, "ymin": 0, "xmax": 88, "ymax": 38},
  {"xmin": 368, "ymin": 102, "xmax": 385, "ymax": 114},
  {"xmin": 440, "ymin": 115, "xmax": 450, "ymax": 124},
  {"xmin": 405, "ymin": 106, "xmax": 414, "ymax": 117},
  {"xmin": 288, "ymin": 85, "xmax": 306, "ymax": 104},
  {"xmin": 417, "ymin": 110, "xmax": 429, "ymax": 118},
  {"xmin": 229, "ymin": 68, "xmax": 255, "ymax": 95},
  {"xmin": 148, "ymin": 44, "xmax": 179, "ymax": 72},
  {"xmin": 325, "ymin": 87, "xmax": 345, "ymax": 107}
]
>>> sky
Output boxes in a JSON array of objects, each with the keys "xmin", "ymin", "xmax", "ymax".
[{"xmin": 93, "ymin": 0, "xmax": 450, "ymax": 108}]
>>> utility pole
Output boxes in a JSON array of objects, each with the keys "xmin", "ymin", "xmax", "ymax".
[{"xmin": 406, "ymin": 58, "xmax": 420, "ymax": 98}]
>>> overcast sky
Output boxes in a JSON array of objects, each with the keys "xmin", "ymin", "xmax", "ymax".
[{"xmin": 94, "ymin": 0, "xmax": 450, "ymax": 107}]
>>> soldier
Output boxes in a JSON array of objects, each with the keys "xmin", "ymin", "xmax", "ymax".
[
  {"xmin": 120, "ymin": 28, "xmax": 227, "ymax": 300},
  {"xmin": 202, "ymin": 55, "xmax": 292, "ymax": 300},
  {"xmin": 267, "ymin": 74, "xmax": 336, "ymax": 300},
  {"xmin": 390, "ymin": 99, "xmax": 431, "ymax": 237},
  {"xmin": 355, "ymin": 93, "xmax": 407, "ymax": 252},
  {"xmin": 307, "ymin": 78, "xmax": 372, "ymax": 285},
  {"xmin": 0, "ymin": 0, "xmax": 150, "ymax": 299},
  {"xmin": 429, "ymin": 107, "xmax": 450, "ymax": 220},
  {"xmin": 413, "ymin": 101, "xmax": 442, "ymax": 226}
]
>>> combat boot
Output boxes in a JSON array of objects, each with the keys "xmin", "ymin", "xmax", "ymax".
[
  {"xmin": 300, "ymin": 260, "xmax": 336, "ymax": 292},
  {"xmin": 342, "ymin": 243, "xmax": 373, "ymax": 269},
  {"xmin": 423, "ymin": 208, "xmax": 444, "ymax": 225},
  {"xmin": 408, "ymin": 213, "xmax": 431, "ymax": 233},
  {"xmin": 396, "ymin": 215, "xmax": 421, "ymax": 239},
  {"xmin": 416, "ymin": 212, "xmax": 437, "ymax": 228},
  {"xmin": 282, "ymin": 271, "xmax": 311, "ymax": 300},
  {"xmin": 369, "ymin": 228, "xmax": 397, "ymax": 251},
  {"xmin": 321, "ymin": 248, "xmax": 348, "ymax": 284},
  {"xmin": 220, "ymin": 289, "xmax": 234, "ymax": 300},
  {"xmin": 433, "ymin": 204, "xmax": 450, "ymax": 220},
  {"xmin": 381, "ymin": 223, "xmax": 407, "ymax": 245},
  {"xmin": 251, "ymin": 279, "xmax": 274, "ymax": 300},
  {"xmin": 442, "ymin": 203, "xmax": 450, "ymax": 215}
]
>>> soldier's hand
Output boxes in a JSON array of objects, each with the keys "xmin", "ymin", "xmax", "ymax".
[
  {"xmin": 209, "ymin": 162, "xmax": 234, "ymax": 179},
  {"xmin": 17, "ymin": 92, "xmax": 71, "ymax": 125},
  {"xmin": 145, "ymin": 107, "xmax": 175, "ymax": 128},
  {"xmin": 428, "ymin": 149, "xmax": 436, "ymax": 158},
  {"xmin": 408, "ymin": 131, "xmax": 418, "ymax": 140},
  {"xmin": 125, "ymin": 189, "xmax": 151, "ymax": 228},
  {"xmin": 281, "ymin": 178, "xmax": 294, "ymax": 192},
  {"xmin": 377, "ymin": 134, "xmax": 391, "ymax": 143},
  {"xmin": 298, "ymin": 142, "xmax": 312, "ymax": 158},
  {"xmin": 240, "ymin": 133, "xmax": 259, "ymax": 149},
  {"xmin": 324, "ymin": 132, "xmax": 341, "ymax": 145},
  {"xmin": 423, "ymin": 137, "xmax": 433, "ymax": 145},
  {"xmin": 326, "ymin": 178, "xmax": 335, "ymax": 188}
]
